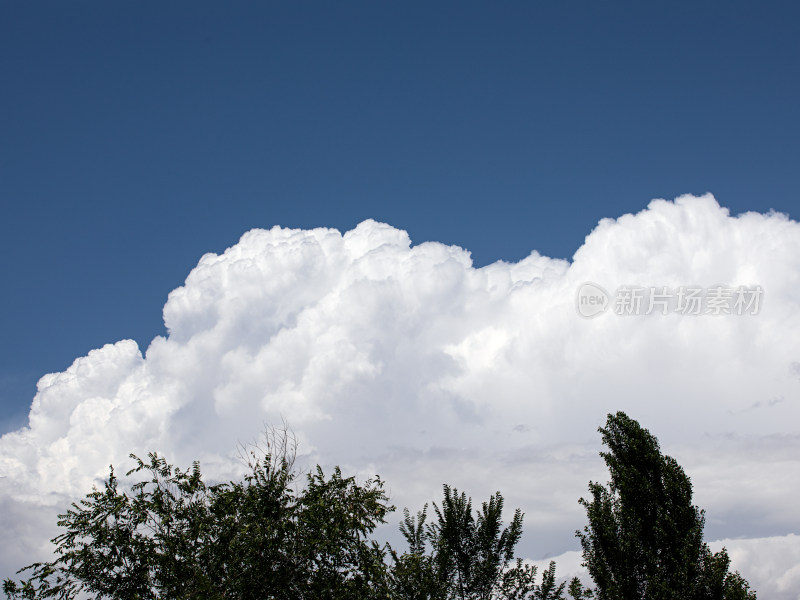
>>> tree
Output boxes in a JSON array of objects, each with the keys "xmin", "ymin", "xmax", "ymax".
[
  {"xmin": 3, "ymin": 427, "xmax": 394, "ymax": 600},
  {"xmin": 390, "ymin": 486, "xmax": 569, "ymax": 600},
  {"xmin": 576, "ymin": 412, "xmax": 756, "ymax": 600},
  {"xmin": 432, "ymin": 486, "xmax": 524, "ymax": 599},
  {"xmin": 390, "ymin": 506, "xmax": 449, "ymax": 600},
  {"xmin": 7, "ymin": 413, "xmax": 756, "ymax": 600}
]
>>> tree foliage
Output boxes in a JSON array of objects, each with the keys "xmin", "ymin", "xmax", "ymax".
[
  {"xmin": 576, "ymin": 412, "xmax": 756, "ymax": 600},
  {"xmin": 3, "ymin": 428, "xmax": 393, "ymax": 600},
  {"xmin": 4, "ymin": 415, "xmax": 758, "ymax": 600},
  {"xmin": 390, "ymin": 486, "xmax": 571, "ymax": 600}
]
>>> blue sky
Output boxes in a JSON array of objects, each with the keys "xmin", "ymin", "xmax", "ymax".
[{"xmin": 1, "ymin": 1, "xmax": 798, "ymax": 431}]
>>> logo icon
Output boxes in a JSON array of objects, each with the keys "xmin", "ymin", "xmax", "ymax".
[{"xmin": 576, "ymin": 282, "xmax": 609, "ymax": 318}]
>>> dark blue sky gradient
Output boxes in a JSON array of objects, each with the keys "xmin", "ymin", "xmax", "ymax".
[{"xmin": 1, "ymin": 1, "xmax": 798, "ymax": 431}]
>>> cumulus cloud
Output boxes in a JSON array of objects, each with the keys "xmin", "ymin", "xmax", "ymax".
[{"xmin": 1, "ymin": 194, "xmax": 799, "ymax": 596}]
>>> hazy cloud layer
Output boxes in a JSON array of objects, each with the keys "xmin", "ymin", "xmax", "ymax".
[{"xmin": 1, "ymin": 194, "xmax": 799, "ymax": 596}]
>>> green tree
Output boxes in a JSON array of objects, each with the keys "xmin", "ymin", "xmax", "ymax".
[
  {"xmin": 390, "ymin": 486, "xmax": 568, "ymax": 600},
  {"xmin": 390, "ymin": 506, "xmax": 449, "ymax": 600},
  {"xmin": 3, "ymin": 428, "xmax": 394, "ymax": 600},
  {"xmin": 576, "ymin": 412, "xmax": 756, "ymax": 600}
]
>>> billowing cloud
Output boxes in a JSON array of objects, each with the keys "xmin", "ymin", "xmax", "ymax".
[{"xmin": 1, "ymin": 194, "xmax": 799, "ymax": 596}]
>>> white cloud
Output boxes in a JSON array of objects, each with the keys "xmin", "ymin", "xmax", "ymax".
[{"xmin": 1, "ymin": 194, "xmax": 799, "ymax": 596}]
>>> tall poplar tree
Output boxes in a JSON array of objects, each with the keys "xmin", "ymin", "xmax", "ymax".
[{"xmin": 576, "ymin": 412, "xmax": 756, "ymax": 600}]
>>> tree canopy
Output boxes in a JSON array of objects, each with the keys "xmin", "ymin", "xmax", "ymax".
[
  {"xmin": 4, "ymin": 414, "xmax": 757, "ymax": 600},
  {"xmin": 390, "ymin": 486, "xmax": 570, "ymax": 600},
  {"xmin": 577, "ymin": 411, "xmax": 756, "ymax": 600},
  {"xmin": 3, "ymin": 429, "xmax": 393, "ymax": 600}
]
